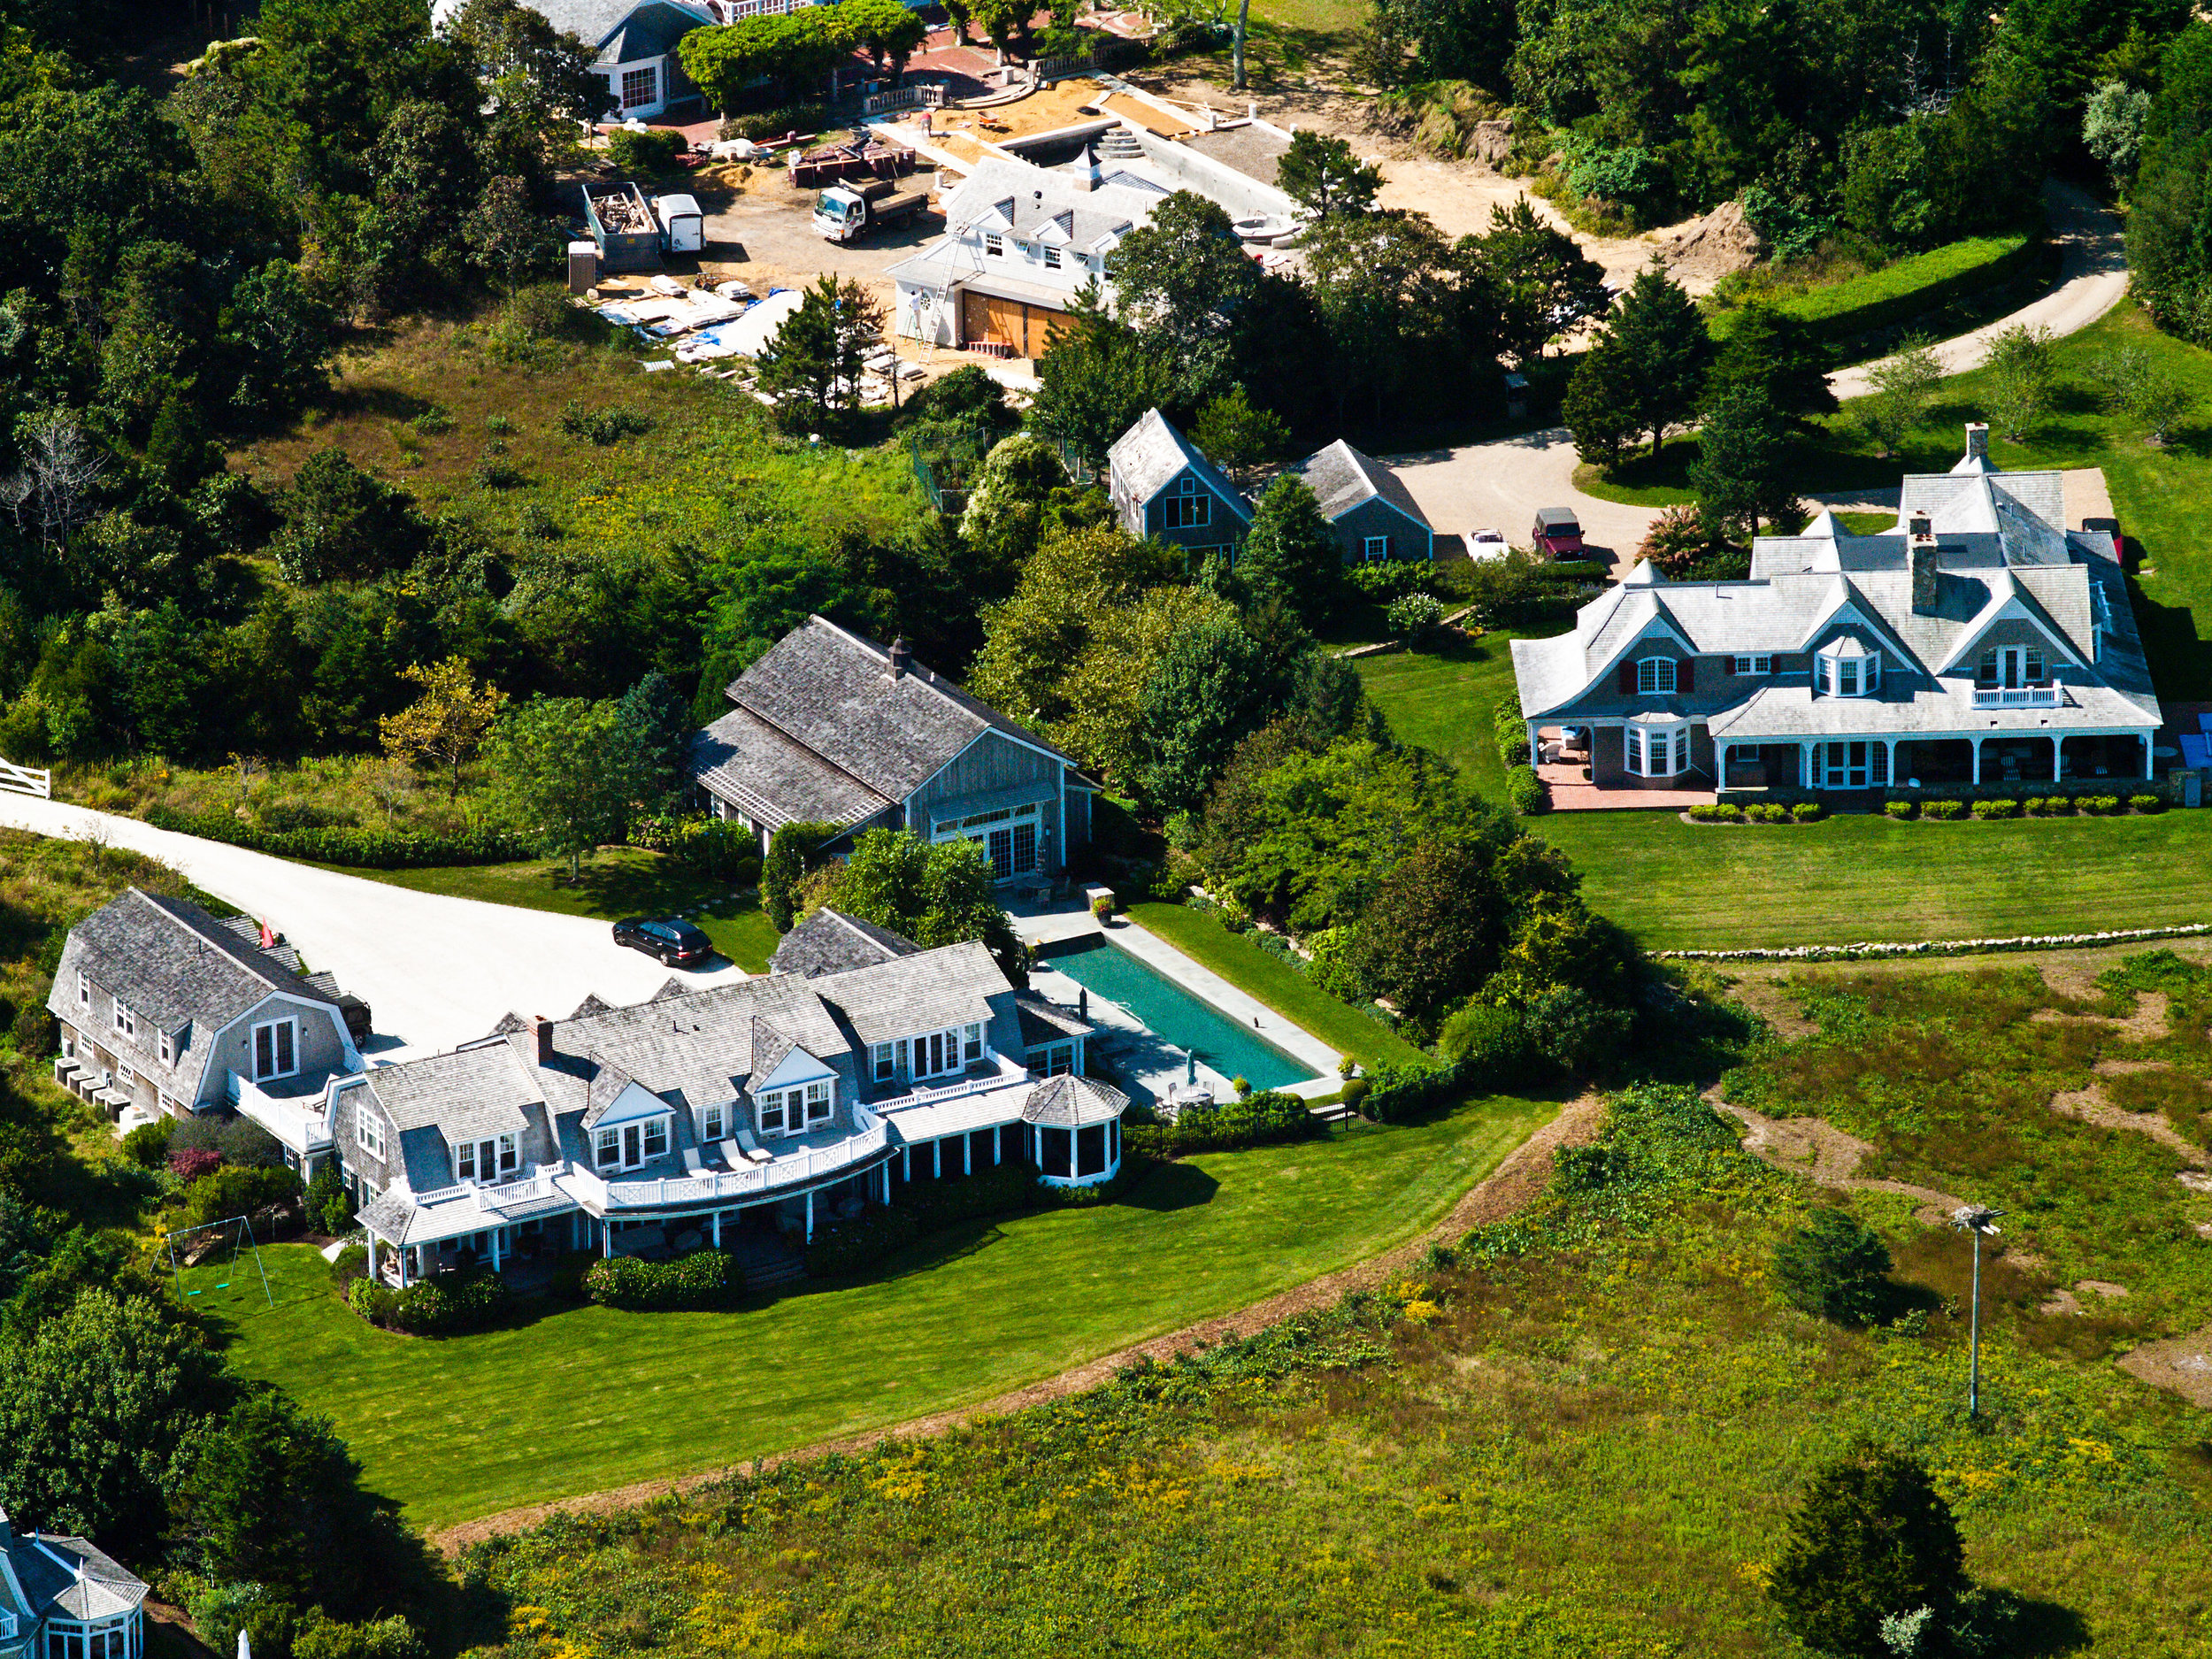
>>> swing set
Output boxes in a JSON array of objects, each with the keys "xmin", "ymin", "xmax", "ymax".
[{"xmin": 159, "ymin": 1213, "xmax": 276, "ymax": 1310}]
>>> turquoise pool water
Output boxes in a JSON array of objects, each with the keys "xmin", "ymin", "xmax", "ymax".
[{"xmin": 1041, "ymin": 935, "xmax": 1319, "ymax": 1093}]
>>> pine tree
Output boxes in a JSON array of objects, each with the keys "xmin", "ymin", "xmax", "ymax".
[
  {"xmin": 1706, "ymin": 303, "xmax": 1837, "ymax": 429},
  {"xmin": 1562, "ymin": 338, "xmax": 1641, "ymax": 471},
  {"xmin": 1689, "ymin": 384, "xmax": 1798, "ymax": 541},
  {"xmin": 1611, "ymin": 261, "xmax": 1714, "ymax": 457},
  {"xmin": 1238, "ymin": 475, "xmax": 1341, "ymax": 622}
]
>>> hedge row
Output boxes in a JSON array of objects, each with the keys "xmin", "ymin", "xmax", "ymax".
[
  {"xmin": 347, "ymin": 1267, "xmax": 511, "ymax": 1334},
  {"xmin": 1710, "ymin": 231, "xmax": 2040, "ymax": 348},
  {"xmin": 1689, "ymin": 802, "xmax": 1825, "ymax": 824},
  {"xmin": 1125, "ymin": 1089, "xmax": 1315, "ymax": 1157},
  {"xmin": 149, "ymin": 806, "xmax": 536, "ymax": 869},
  {"xmin": 1884, "ymin": 794, "xmax": 2162, "ymax": 821},
  {"xmin": 583, "ymin": 1249, "xmax": 742, "ymax": 1310}
]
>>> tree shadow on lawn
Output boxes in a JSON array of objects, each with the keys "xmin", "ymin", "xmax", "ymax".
[
  {"xmin": 1116, "ymin": 1157, "xmax": 1220, "ymax": 1213},
  {"xmin": 2126, "ymin": 566, "xmax": 2212, "ymax": 701}
]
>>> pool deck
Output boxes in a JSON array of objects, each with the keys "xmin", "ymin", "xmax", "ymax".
[{"xmin": 1009, "ymin": 900, "xmax": 1342, "ymax": 1102}]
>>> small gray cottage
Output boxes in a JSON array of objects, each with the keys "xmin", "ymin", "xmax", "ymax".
[
  {"xmin": 1106, "ymin": 408, "xmax": 1254, "ymax": 564},
  {"xmin": 434, "ymin": 0, "xmax": 710, "ymax": 119},
  {"xmin": 1510, "ymin": 427, "xmax": 2162, "ymax": 794},
  {"xmin": 47, "ymin": 890, "xmax": 365, "ymax": 1164},
  {"xmin": 690, "ymin": 617, "xmax": 1098, "ymax": 887},
  {"xmin": 1294, "ymin": 438, "xmax": 1434, "ymax": 564},
  {"xmin": 334, "ymin": 919, "xmax": 1118, "ymax": 1286},
  {"xmin": 0, "ymin": 1507, "xmax": 148, "ymax": 1659}
]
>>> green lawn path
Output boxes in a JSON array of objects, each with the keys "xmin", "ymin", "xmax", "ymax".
[{"xmin": 219, "ymin": 1094, "xmax": 1552, "ymax": 1530}]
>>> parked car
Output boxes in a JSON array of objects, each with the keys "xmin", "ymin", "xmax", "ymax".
[
  {"xmin": 1464, "ymin": 527, "xmax": 1510, "ymax": 561},
  {"xmin": 1532, "ymin": 507, "xmax": 1585, "ymax": 558},
  {"xmin": 612, "ymin": 918, "xmax": 712, "ymax": 966}
]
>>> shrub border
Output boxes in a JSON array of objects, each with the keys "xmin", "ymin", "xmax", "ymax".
[{"xmin": 1656, "ymin": 921, "xmax": 2212, "ymax": 964}]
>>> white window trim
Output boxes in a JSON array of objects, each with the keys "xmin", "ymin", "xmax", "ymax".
[
  {"xmin": 1363, "ymin": 535, "xmax": 1389, "ymax": 562},
  {"xmin": 984, "ymin": 232, "xmax": 1003, "ymax": 257},
  {"xmin": 1636, "ymin": 657, "xmax": 1678, "ymax": 695},
  {"xmin": 758, "ymin": 1083, "xmax": 832, "ymax": 1139},
  {"xmin": 701, "ymin": 1102, "xmax": 726, "ymax": 1142},
  {"xmin": 910, "ymin": 1024, "xmax": 983, "ymax": 1081},
  {"xmin": 1732, "ymin": 654, "xmax": 1771, "ymax": 675},
  {"xmin": 1817, "ymin": 646, "xmax": 1880, "ymax": 697},
  {"xmin": 111, "ymin": 999, "xmax": 134, "ymax": 1038},
  {"xmin": 1626, "ymin": 718, "xmax": 1687, "ymax": 778},
  {"xmin": 356, "ymin": 1113, "xmax": 385, "ymax": 1160},
  {"xmin": 77, "ymin": 971, "xmax": 89, "ymax": 1009},
  {"xmin": 251, "ymin": 1017, "xmax": 298, "ymax": 1081},
  {"xmin": 872, "ymin": 1041, "xmax": 895, "ymax": 1083},
  {"xmin": 595, "ymin": 1114, "xmax": 670, "ymax": 1171},
  {"xmin": 157, "ymin": 1031, "xmax": 176, "ymax": 1066}
]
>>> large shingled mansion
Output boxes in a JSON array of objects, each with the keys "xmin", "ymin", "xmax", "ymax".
[{"xmin": 1512, "ymin": 426, "xmax": 2162, "ymax": 794}]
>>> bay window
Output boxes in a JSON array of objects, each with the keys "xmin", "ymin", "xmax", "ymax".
[
  {"xmin": 1626, "ymin": 717, "xmax": 1687, "ymax": 778},
  {"xmin": 1816, "ymin": 641, "xmax": 1879, "ymax": 697}
]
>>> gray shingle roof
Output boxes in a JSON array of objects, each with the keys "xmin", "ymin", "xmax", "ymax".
[
  {"xmin": 365, "ymin": 1043, "xmax": 539, "ymax": 1141},
  {"xmin": 770, "ymin": 908, "xmax": 923, "ymax": 979},
  {"xmin": 56, "ymin": 889, "xmax": 337, "ymax": 1033},
  {"xmin": 700, "ymin": 618, "xmax": 1086, "ymax": 822},
  {"xmin": 4, "ymin": 1520, "xmax": 145, "ymax": 1624},
  {"xmin": 1108, "ymin": 409, "xmax": 1254, "ymax": 523},
  {"xmin": 1294, "ymin": 439, "xmax": 1431, "ymax": 528},
  {"xmin": 1021, "ymin": 1074, "xmax": 1126, "ymax": 1126},
  {"xmin": 432, "ymin": 0, "xmax": 710, "ymax": 55},
  {"xmin": 1015, "ymin": 991, "xmax": 1092, "ymax": 1046},
  {"xmin": 945, "ymin": 158, "xmax": 1156, "ymax": 251}
]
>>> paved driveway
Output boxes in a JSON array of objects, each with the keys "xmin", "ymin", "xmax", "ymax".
[
  {"xmin": 1386, "ymin": 181, "xmax": 2129, "ymax": 575},
  {"xmin": 0, "ymin": 798, "xmax": 733, "ymax": 1060}
]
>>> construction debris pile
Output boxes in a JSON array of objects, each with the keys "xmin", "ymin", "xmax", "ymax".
[
  {"xmin": 582, "ymin": 274, "xmax": 922, "ymax": 405},
  {"xmin": 590, "ymin": 190, "xmax": 657, "ymax": 234}
]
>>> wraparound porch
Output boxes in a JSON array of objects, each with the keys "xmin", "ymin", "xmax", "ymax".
[{"xmin": 1718, "ymin": 731, "xmax": 2155, "ymax": 790}]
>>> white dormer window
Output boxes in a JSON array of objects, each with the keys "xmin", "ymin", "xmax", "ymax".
[
  {"xmin": 595, "ymin": 1114, "xmax": 670, "ymax": 1171},
  {"xmin": 1816, "ymin": 641, "xmax": 1879, "ymax": 697},
  {"xmin": 701, "ymin": 1102, "xmax": 725, "ymax": 1142},
  {"xmin": 112, "ymin": 1000, "xmax": 134, "ymax": 1038},
  {"xmin": 1636, "ymin": 657, "xmax": 1677, "ymax": 695},
  {"xmin": 77, "ymin": 971, "xmax": 88, "ymax": 1009},
  {"xmin": 356, "ymin": 1112, "xmax": 385, "ymax": 1161},
  {"xmin": 984, "ymin": 233, "xmax": 1003, "ymax": 257},
  {"xmin": 872, "ymin": 1041, "xmax": 895, "ymax": 1082},
  {"xmin": 1977, "ymin": 646, "xmax": 2043, "ymax": 687},
  {"xmin": 158, "ymin": 1031, "xmax": 176, "ymax": 1066},
  {"xmin": 1043, "ymin": 243, "xmax": 1062, "ymax": 268}
]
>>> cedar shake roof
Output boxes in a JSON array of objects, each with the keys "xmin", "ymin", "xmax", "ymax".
[
  {"xmin": 690, "ymin": 617, "xmax": 1090, "ymax": 832},
  {"xmin": 770, "ymin": 908, "xmax": 923, "ymax": 979},
  {"xmin": 1294, "ymin": 438, "xmax": 1431, "ymax": 528},
  {"xmin": 3, "ymin": 1515, "xmax": 145, "ymax": 1624},
  {"xmin": 55, "ymin": 889, "xmax": 338, "ymax": 1033},
  {"xmin": 1021, "ymin": 1074, "xmax": 1126, "ymax": 1126}
]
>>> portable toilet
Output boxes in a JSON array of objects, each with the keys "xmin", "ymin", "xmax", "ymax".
[{"xmin": 656, "ymin": 194, "xmax": 703, "ymax": 254}]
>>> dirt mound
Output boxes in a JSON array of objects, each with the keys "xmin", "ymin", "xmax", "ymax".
[
  {"xmin": 2120, "ymin": 1324, "xmax": 2212, "ymax": 1408},
  {"xmin": 1652, "ymin": 200, "xmax": 1765, "ymax": 283}
]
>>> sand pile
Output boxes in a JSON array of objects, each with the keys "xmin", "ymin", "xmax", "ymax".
[{"xmin": 1651, "ymin": 199, "xmax": 1765, "ymax": 282}]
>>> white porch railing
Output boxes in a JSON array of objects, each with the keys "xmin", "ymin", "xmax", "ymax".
[
  {"xmin": 562, "ymin": 1118, "xmax": 894, "ymax": 1211},
  {"xmin": 871, "ymin": 1064, "xmax": 1027, "ymax": 1114},
  {"xmin": 1972, "ymin": 686, "xmax": 2063, "ymax": 708},
  {"xmin": 864, "ymin": 83, "xmax": 949, "ymax": 115},
  {"xmin": 0, "ymin": 757, "xmax": 50, "ymax": 798}
]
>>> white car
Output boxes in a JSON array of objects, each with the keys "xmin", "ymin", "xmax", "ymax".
[{"xmin": 1465, "ymin": 528, "xmax": 1510, "ymax": 561}]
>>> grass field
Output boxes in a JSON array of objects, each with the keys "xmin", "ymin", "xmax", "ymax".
[
  {"xmin": 339, "ymin": 849, "xmax": 781, "ymax": 972},
  {"xmin": 1538, "ymin": 809, "xmax": 2212, "ymax": 949},
  {"xmin": 217, "ymin": 1093, "xmax": 1552, "ymax": 1529},
  {"xmin": 1124, "ymin": 901, "xmax": 1430, "ymax": 1069},
  {"xmin": 1574, "ymin": 303, "xmax": 2212, "ymax": 695}
]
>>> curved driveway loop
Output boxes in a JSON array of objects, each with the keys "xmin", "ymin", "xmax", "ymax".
[
  {"xmin": 0, "ymin": 796, "xmax": 728, "ymax": 1059},
  {"xmin": 1386, "ymin": 181, "xmax": 2129, "ymax": 576}
]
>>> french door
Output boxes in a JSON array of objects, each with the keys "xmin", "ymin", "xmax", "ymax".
[{"xmin": 1820, "ymin": 741, "xmax": 1888, "ymax": 788}]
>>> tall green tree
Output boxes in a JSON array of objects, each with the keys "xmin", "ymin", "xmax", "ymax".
[
  {"xmin": 1689, "ymin": 383, "xmax": 1796, "ymax": 541},
  {"xmin": 1136, "ymin": 613, "xmax": 1300, "ymax": 814},
  {"xmin": 1561, "ymin": 336, "xmax": 1642, "ymax": 469},
  {"xmin": 1032, "ymin": 291, "xmax": 1179, "ymax": 472},
  {"xmin": 488, "ymin": 695, "xmax": 642, "ymax": 879},
  {"xmin": 1609, "ymin": 260, "xmax": 1713, "ymax": 457},
  {"xmin": 1455, "ymin": 200, "xmax": 1610, "ymax": 365},
  {"xmin": 1705, "ymin": 303, "xmax": 1836, "ymax": 428},
  {"xmin": 757, "ymin": 276, "xmax": 883, "ymax": 434},
  {"xmin": 1107, "ymin": 192, "xmax": 1261, "ymax": 403},
  {"xmin": 1275, "ymin": 131, "xmax": 1385, "ymax": 218},
  {"xmin": 1238, "ymin": 475, "xmax": 1341, "ymax": 622},
  {"xmin": 816, "ymin": 829, "xmax": 1025, "ymax": 982}
]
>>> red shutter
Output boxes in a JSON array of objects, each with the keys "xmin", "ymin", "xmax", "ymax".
[
  {"xmin": 1678, "ymin": 657, "xmax": 1695, "ymax": 693},
  {"xmin": 1617, "ymin": 662, "xmax": 1637, "ymax": 694}
]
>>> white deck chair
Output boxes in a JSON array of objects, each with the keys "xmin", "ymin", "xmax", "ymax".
[
  {"xmin": 680, "ymin": 1144, "xmax": 706, "ymax": 1173},
  {"xmin": 733, "ymin": 1128, "xmax": 772, "ymax": 1164}
]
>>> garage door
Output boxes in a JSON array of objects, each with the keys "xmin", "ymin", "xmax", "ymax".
[{"xmin": 958, "ymin": 292, "xmax": 1068, "ymax": 358}]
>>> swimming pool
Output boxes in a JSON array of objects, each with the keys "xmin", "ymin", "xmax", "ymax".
[{"xmin": 1040, "ymin": 935, "xmax": 1319, "ymax": 1093}]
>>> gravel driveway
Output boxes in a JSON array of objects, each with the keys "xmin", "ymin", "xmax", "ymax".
[
  {"xmin": 1386, "ymin": 181, "xmax": 2128, "ymax": 574},
  {"xmin": 0, "ymin": 798, "xmax": 733, "ymax": 1059}
]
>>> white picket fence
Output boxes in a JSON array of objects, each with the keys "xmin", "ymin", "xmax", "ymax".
[{"xmin": 0, "ymin": 759, "xmax": 50, "ymax": 800}]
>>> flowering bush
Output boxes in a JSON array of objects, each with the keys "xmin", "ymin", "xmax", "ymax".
[{"xmin": 170, "ymin": 1148, "xmax": 221, "ymax": 1182}]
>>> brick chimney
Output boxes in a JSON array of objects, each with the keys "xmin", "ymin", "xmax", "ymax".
[
  {"xmin": 1964, "ymin": 421, "xmax": 1989, "ymax": 464},
  {"xmin": 531, "ymin": 1016, "xmax": 554, "ymax": 1066},
  {"xmin": 887, "ymin": 636, "xmax": 911, "ymax": 680},
  {"xmin": 1911, "ymin": 530, "xmax": 1939, "ymax": 613}
]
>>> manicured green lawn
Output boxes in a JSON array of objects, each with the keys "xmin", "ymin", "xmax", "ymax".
[
  {"xmin": 1535, "ymin": 808, "xmax": 2212, "ymax": 949},
  {"xmin": 1351, "ymin": 628, "xmax": 1531, "ymax": 799},
  {"xmin": 1124, "ymin": 902, "xmax": 1431, "ymax": 1069},
  {"xmin": 1575, "ymin": 303, "xmax": 2212, "ymax": 696},
  {"xmin": 216, "ymin": 1094, "xmax": 1552, "ymax": 1529},
  {"xmin": 335, "ymin": 849, "xmax": 780, "ymax": 972}
]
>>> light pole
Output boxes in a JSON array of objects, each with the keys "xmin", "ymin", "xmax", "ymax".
[{"xmin": 1949, "ymin": 1205, "xmax": 2003, "ymax": 1417}]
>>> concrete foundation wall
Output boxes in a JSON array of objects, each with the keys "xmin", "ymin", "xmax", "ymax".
[{"xmin": 1129, "ymin": 129, "xmax": 1296, "ymax": 222}]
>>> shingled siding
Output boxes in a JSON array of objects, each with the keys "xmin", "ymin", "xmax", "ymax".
[
  {"xmin": 1330, "ymin": 497, "xmax": 1432, "ymax": 565},
  {"xmin": 910, "ymin": 732, "xmax": 1084, "ymax": 867},
  {"xmin": 202, "ymin": 997, "xmax": 353, "ymax": 1101}
]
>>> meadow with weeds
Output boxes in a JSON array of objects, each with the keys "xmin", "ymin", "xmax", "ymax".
[{"xmin": 458, "ymin": 1079, "xmax": 2212, "ymax": 1658}]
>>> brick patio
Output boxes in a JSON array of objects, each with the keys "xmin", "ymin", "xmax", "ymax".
[{"xmin": 1535, "ymin": 758, "xmax": 1716, "ymax": 811}]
